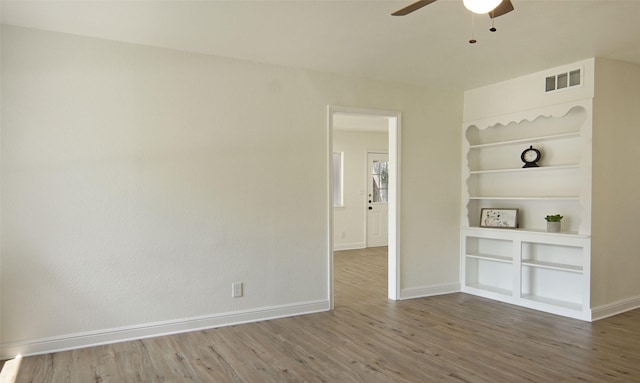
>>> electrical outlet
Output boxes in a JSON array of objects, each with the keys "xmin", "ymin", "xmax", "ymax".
[
  {"xmin": 232, "ymin": 282, "xmax": 243, "ymax": 298},
  {"xmin": 340, "ymin": 231, "xmax": 346, "ymax": 239}
]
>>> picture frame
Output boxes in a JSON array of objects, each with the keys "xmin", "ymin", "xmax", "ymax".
[{"xmin": 479, "ymin": 208, "xmax": 519, "ymax": 229}]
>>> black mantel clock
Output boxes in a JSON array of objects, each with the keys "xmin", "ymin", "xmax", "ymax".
[{"xmin": 521, "ymin": 145, "xmax": 541, "ymax": 168}]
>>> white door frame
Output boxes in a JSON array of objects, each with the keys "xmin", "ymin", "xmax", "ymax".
[{"xmin": 327, "ymin": 105, "xmax": 401, "ymax": 306}]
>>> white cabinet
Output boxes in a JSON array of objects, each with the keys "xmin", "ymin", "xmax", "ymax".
[
  {"xmin": 461, "ymin": 58, "xmax": 640, "ymax": 322},
  {"xmin": 460, "ymin": 88, "xmax": 593, "ymax": 320},
  {"xmin": 461, "ymin": 227, "xmax": 591, "ymax": 320}
]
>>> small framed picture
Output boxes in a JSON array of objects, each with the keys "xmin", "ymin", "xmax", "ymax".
[{"xmin": 480, "ymin": 208, "xmax": 519, "ymax": 229}]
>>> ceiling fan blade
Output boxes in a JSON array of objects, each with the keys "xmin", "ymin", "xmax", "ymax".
[
  {"xmin": 490, "ymin": 0, "xmax": 514, "ymax": 18},
  {"xmin": 391, "ymin": 0, "xmax": 438, "ymax": 16}
]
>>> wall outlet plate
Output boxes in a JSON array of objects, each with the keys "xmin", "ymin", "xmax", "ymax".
[{"xmin": 232, "ymin": 282, "xmax": 243, "ymax": 298}]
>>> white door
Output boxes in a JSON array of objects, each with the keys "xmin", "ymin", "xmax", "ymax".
[{"xmin": 366, "ymin": 152, "xmax": 389, "ymax": 248}]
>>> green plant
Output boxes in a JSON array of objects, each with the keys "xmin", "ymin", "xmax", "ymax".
[{"xmin": 544, "ymin": 214, "xmax": 563, "ymax": 222}]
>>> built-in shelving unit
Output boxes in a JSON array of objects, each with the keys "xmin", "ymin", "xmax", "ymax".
[
  {"xmin": 461, "ymin": 227, "xmax": 591, "ymax": 320},
  {"xmin": 460, "ymin": 98, "xmax": 593, "ymax": 321},
  {"xmin": 459, "ymin": 58, "xmax": 640, "ymax": 322}
]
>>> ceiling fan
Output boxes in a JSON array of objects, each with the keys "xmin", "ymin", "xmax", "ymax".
[
  {"xmin": 391, "ymin": 0, "xmax": 514, "ymax": 43},
  {"xmin": 391, "ymin": 0, "xmax": 514, "ymax": 18}
]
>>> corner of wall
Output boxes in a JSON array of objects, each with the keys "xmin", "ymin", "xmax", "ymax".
[{"xmin": 590, "ymin": 57, "xmax": 640, "ymax": 309}]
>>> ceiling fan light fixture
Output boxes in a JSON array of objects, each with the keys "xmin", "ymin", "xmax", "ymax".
[{"xmin": 463, "ymin": 0, "xmax": 503, "ymax": 14}]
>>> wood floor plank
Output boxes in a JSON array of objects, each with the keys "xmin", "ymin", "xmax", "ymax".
[{"xmin": 4, "ymin": 246, "xmax": 640, "ymax": 382}]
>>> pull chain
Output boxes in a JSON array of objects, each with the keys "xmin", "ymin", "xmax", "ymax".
[{"xmin": 469, "ymin": 13, "xmax": 477, "ymax": 44}]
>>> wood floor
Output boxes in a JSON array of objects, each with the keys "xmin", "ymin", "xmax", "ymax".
[{"xmin": 4, "ymin": 246, "xmax": 640, "ymax": 382}]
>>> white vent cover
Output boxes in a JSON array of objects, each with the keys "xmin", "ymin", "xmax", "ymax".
[{"xmin": 545, "ymin": 69, "xmax": 581, "ymax": 92}]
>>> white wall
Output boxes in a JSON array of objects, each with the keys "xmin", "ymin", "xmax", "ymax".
[
  {"xmin": 0, "ymin": 25, "xmax": 462, "ymax": 357},
  {"xmin": 333, "ymin": 130, "xmax": 388, "ymax": 250},
  {"xmin": 463, "ymin": 59, "xmax": 595, "ymax": 123},
  {"xmin": 591, "ymin": 58, "xmax": 640, "ymax": 309}
]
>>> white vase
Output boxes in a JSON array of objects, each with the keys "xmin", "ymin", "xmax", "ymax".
[{"xmin": 547, "ymin": 221, "xmax": 561, "ymax": 233}]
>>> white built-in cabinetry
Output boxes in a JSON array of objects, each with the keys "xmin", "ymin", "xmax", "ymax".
[
  {"xmin": 461, "ymin": 58, "xmax": 640, "ymax": 321},
  {"xmin": 461, "ymin": 227, "xmax": 591, "ymax": 320},
  {"xmin": 460, "ymin": 64, "xmax": 594, "ymax": 321},
  {"xmin": 463, "ymin": 100, "xmax": 591, "ymax": 235}
]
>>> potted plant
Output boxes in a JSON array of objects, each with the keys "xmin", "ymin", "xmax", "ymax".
[{"xmin": 544, "ymin": 214, "xmax": 563, "ymax": 232}]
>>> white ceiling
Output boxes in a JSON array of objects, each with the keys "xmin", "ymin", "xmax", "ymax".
[{"xmin": 2, "ymin": 0, "xmax": 640, "ymax": 91}]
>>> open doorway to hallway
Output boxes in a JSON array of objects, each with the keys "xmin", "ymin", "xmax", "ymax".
[{"xmin": 328, "ymin": 106, "xmax": 401, "ymax": 307}]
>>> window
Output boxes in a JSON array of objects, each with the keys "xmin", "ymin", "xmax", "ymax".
[
  {"xmin": 333, "ymin": 152, "xmax": 344, "ymax": 207},
  {"xmin": 371, "ymin": 160, "xmax": 388, "ymax": 203}
]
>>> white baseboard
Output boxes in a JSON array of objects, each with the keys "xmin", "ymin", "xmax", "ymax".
[
  {"xmin": 0, "ymin": 300, "xmax": 330, "ymax": 360},
  {"xmin": 591, "ymin": 295, "xmax": 640, "ymax": 321},
  {"xmin": 333, "ymin": 242, "xmax": 365, "ymax": 251},
  {"xmin": 399, "ymin": 283, "xmax": 461, "ymax": 300}
]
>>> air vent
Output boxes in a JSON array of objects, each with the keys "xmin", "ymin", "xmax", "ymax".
[{"xmin": 545, "ymin": 69, "xmax": 581, "ymax": 92}]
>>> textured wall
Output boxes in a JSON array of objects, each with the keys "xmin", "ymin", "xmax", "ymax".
[{"xmin": 0, "ymin": 25, "xmax": 462, "ymax": 356}]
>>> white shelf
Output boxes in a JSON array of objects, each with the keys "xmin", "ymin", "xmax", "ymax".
[
  {"xmin": 521, "ymin": 294, "xmax": 582, "ymax": 311},
  {"xmin": 469, "ymin": 132, "xmax": 580, "ymax": 149},
  {"xmin": 465, "ymin": 283, "xmax": 512, "ymax": 296},
  {"xmin": 462, "ymin": 226, "xmax": 589, "ymax": 239},
  {"xmin": 515, "ymin": 228, "xmax": 588, "ymax": 238},
  {"xmin": 468, "ymin": 196, "xmax": 580, "ymax": 201},
  {"xmin": 521, "ymin": 260, "xmax": 583, "ymax": 273},
  {"xmin": 469, "ymin": 164, "xmax": 579, "ymax": 175},
  {"xmin": 466, "ymin": 253, "xmax": 512, "ymax": 264}
]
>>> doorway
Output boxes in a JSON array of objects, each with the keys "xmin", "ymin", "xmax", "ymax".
[{"xmin": 327, "ymin": 106, "xmax": 401, "ymax": 307}]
